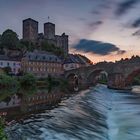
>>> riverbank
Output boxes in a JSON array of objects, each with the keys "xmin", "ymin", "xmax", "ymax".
[
  {"xmin": 1, "ymin": 87, "xmax": 90, "ymax": 127},
  {"xmin": 131, "ymin": 85, "xmax": 140, "ymax": 93},
  {"xmin": 2, "ymin": 83, "xmax": 138, "ymax": 125}
]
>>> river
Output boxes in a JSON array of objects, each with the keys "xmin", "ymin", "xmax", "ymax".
[{"xmin": 6, "ymin": 84, "xmax": 140, "ymax": 140}]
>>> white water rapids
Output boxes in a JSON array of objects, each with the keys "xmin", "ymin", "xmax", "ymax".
[{"xmin": 6, "ymin": 85, "xmax": 140, "ymax": 140}]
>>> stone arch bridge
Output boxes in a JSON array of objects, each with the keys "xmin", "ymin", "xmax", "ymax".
[{"xmin": 64, "ymin": 62, "xmax": 140, "ymax": 91}]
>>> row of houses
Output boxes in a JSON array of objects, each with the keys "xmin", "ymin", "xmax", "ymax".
[{"xmin": 0, "ymin": 51, "xmax": 92, "ymax": 77}]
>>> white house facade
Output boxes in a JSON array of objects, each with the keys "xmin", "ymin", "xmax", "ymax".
[{"xmin": 0, "ymin": 55, "xmax": 21, "ymax": 74}]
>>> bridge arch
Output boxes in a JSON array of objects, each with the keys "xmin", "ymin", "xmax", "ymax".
[
  {"xmin": 125, "ymin": 69, "xmax": 140, "ymax": 86},
  {"xmin": 66, "ymin": 73, "xmax": 83, "ymax": 91},
  {"xmin": 87, "ymin": 69, "xmax": 108, "ymax": 86}
]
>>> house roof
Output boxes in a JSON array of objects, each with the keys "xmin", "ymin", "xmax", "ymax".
[
  {"xmin": 24, "ymin": 51, "xmax": 62, "ymax": 63},
  {"xmin": 0, "ymin": 55, "xmax": 21, "ymax": 61},
  {"xmin": 64, "ymin": 54, "xmax": 85, "ymax": 64}
]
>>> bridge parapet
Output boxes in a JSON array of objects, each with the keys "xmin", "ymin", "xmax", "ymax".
[{"xmin": 64, "ymin": 62, "xmax": 140, "ymax": 90}]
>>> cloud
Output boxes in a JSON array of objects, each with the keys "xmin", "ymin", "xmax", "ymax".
[
  {"xmin": 117, "ymin": 50, "xmax": 126, "ymax": 55},
  {"xmin": 132, "ymin": 30, "xmax": 140, "ymax": 36},
  {"xmin": 131, "ymin": 18, "xmax": 140, "ymax": 28},
  {"xmin": 78, "ymin": 17, "xmax": 87, "ymax": 21},
  {"xmin": 88, "ymin": 21, "xmax": 103, "ymax": 28},
  {"xmin": 115, "ymin": 0, "xmax": 139, "ymax": 16},
  {"xmin": 73, "ymin": 39, "xmax": 126, "ymax": 56},
  {"xmin": 90, "ymin": 10, "xmax": 100, "ymax": 15}
]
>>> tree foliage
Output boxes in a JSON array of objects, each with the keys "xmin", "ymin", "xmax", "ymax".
[
  {"xmin": 1, "ymin": 29, "xmax": 19, "ymax": 50},
  {"xmin": 46, "ymin": 75, "xmax": 53, "ymax": 93},
  {"xmin": 19, "ymin": 73, "xmax": 37, "ymax": 88},
  {"xmin": 133, "ymin": 75, "xmax": 140, "ymax": 85},
  {"xmin": 0, "ymin": 74, "xmax": 18, "ymax": 88},
  {"xmin": 3, "ymin": 67, "xmax": 12, "ymax": 75},
  {"xmin": 0, "ymin": 117, "xmax": 7, "ymax": 140},
  {"xmin": 18, "ymin": 40, "xmax": 35, "ymax": 52},
  {"xmin": 41, "ymin": 40, "xmax": 64, "ymax": 56}
]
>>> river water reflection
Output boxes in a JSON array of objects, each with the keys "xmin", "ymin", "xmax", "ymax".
[{"xmin": 5, "ymin": 85, "xmax": 140, "ymax": 140}]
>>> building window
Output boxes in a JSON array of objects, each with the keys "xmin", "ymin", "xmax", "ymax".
[
  {"xmin": 0, "ymin": 62, "xmax": 3, "ymax": 66},
  {"xmin": 13, "ymin": 68, "xmax": 16, "ymax": 73},
  {"xmin": 7, "ymin": 62, "xmax": 10, "ymax": 66},
  {"xmin": 13, "ymin": 63, "xmax": 16, "ymax": 66},
  {"xmin": 43, "ymin": 56, "xmax": 45, "ymax": 60}
]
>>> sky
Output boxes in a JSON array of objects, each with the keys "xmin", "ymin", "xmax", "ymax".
[{"xmin": 0, "ymin": 0, "xmax": 140, "ymax": 63}]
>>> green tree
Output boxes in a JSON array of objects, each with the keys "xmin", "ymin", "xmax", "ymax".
[
  {"xmin": 0, "ymin": 34, "xmax": 1, "ymax": 45},
  {"xmin": 19, "ymin": 39, "xmax": 35, "ymax": 52},
  {"xmin": 3, "ymin": 67, "xmax": 12, "ymax": 75},
  {"xmin": 59, "ymin": 78, "xmax": 69, "ymax": 92},
  {"xmin": 0, "ymin": 35, "xmax": 4, "ymax": 54},
  {"xmin": 0, "ymin": 74, "xmax": 19, "ymax": 88},
  {"xmin": 46, "ymin": 75, "xmax": 53, "ymax": 93},
  {"xmin": 1, "ymin": 29, "xmax": 19, "ymax": 50},
  {"xmin": 0, "ymin": 117, "xmax": 7, "ymax": 140},
  {"xmin": 20, "ymin": 73, "xmax": 37, "ymax": 88},
  {"xmin": 133, "ymin": 76, "xmax": 140, "ymax": 85},
  {"xmin": 41, "ymin": 40, "xmax": 64, "ymax": 57}
]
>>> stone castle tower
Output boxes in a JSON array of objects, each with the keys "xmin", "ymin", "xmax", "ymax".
[
  {"xmin": 23, "ymin": 18, "xmax": 38, "ymax": 41},
  {"xmin": 23, "ymin": 18, "xmax": 69, "ymax": 55},
  {"xmin": 44, "ymin": 22, "xmax": 55, "ymax": 40}
]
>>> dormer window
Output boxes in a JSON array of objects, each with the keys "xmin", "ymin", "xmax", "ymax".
[{"xmin": 43, "ymin": 56, "xmax": 45, "ymax": 60}]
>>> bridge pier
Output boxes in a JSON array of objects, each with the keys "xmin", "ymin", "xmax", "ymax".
[{"xmin": 107, "ymin": 73, "xmax": 131, "ymax": 90}]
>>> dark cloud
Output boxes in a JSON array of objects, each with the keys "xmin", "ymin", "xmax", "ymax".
[
  {"xmin": 88, "ymin": 21, "xmax": 103, "ymax": 28},
  {"xmin": 90, "ymin": 1, "xmax": 110, "ymax": 16},
  {"xmin": 131, "ymin": 18, "xmax": 140, "ymax": 28},
  {"xmin": 90, "ymin": 10, "xmax": 100, "ymax": 15},
  {"xmin": 99, "ymin": 2, "xmax": 111, "ymax": 9},
  {"xmin": 73, "ymin": 39, "xmax": 126, "ymax": 56},
  {"xmin": 117, "ymin": 50, "xmax": 126, "ymax": 55},
  {"xmin": 132, "ymin": 30, "xmax": 140, "ymax": 36},
  {"xmin": 115, "ymin": 0, "xmax": 139, "ymax": 16}
]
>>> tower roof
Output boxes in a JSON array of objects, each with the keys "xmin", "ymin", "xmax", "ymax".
[
  {"xmin": 44, "ymin": 22, "xmax": 55, "ymax": 26},
  {"xmin": 23, "ymin": 18, "xmax": 38, "ymax": 23}
]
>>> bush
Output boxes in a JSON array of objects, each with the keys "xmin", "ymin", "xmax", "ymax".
[
  {"xmin": 41, "ymin": 40, "xmax": 64, "ymax": 57},
  {"xmin": 2, "ymin": 67, "xmax": 12, "ymax": 75},
  {"xmin": 19, "ymin": 73, "xmax": 37, "ymax": 88},
  {"xmin": 133, "ymin": 77, "xmax": 140, "ymax": 85},
  {"xmin": 59, "ymin": 78, "xmax": 69, "ymax": 92},
  {"xmin": 0, "ymin": 117, "xmax": 7, "ymax": 140},
  {"xmin": 0, "ymin": 74, "xmax": 19, "ymax": 88}
]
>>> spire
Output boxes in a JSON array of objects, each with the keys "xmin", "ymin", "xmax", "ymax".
[{"xmin": 48, "ymin": 16, "xmax": 50, "ymax": 22}]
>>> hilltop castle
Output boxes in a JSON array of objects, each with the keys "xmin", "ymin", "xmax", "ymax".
[{"xmin": 23, "ymin": 18, "xmax": 69, "ymax": 55}]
